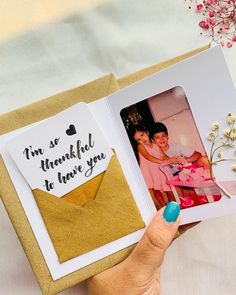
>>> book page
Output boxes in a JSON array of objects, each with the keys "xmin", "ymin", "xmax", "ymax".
[
  {"xmin": 88, "ymin": 97, "xmax": 156, "ymax": 224},
  {"xmin": 105, "ymin": 46, "xmax": 236, "ymax": 224}
]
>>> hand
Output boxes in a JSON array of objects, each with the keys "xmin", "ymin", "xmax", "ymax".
[
  {"xmin": 177, "ymin": 156, "xmax": 188, "ymax": 165},
  {"xmin": 164, "ymin": 157, "xmax": 177, "ymax": 164},
  {"xmin": 87, "ymin": 202, "xmax": 180, "ymax": 295},
  {"xmin": 171, "ymin": 156, "xmax": 188, "ymax": 165}
]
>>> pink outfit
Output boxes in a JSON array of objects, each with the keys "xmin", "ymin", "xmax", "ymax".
[{"xmin": 139, "ymin": 144, "xmax": 171, "ymax": 192}]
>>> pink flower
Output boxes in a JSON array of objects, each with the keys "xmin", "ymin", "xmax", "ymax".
[
  {"xmin": 230, "ymin": 12, "xmax": 235, "ymax": 19},
  {"xmin": 209, "ymin": 11, "xmax": 215, "ymax": 17},
  {"xmin": 209, "ymin": 18, "xmax": 216, "ymax": 25},
  {"xmin": 197, "ymin": 4, "xmax": 203, "ymax": 11},
  {"xmin": 187, "ymin": 0, "xmax": 236, "ymax": 49},
  {"xmin": 199, "ymin": 20, "xmax": 210, "ymax": 29},
  {"xmin": 207, "ymin": 18, "xmax": 216, "ymax": 26},
  {"xmin": 199, "ymin": 20, "xmax": 206, "ymax": 28}
]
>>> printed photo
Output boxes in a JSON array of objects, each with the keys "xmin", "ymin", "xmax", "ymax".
[{"xmin": 120, "ymin": 86, "xmax": 222, "ymax": 210}]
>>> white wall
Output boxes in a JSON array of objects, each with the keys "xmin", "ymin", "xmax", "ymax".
[{"xmin": 148, "ymin": 86, "xmax": 205, "ymax": 154}]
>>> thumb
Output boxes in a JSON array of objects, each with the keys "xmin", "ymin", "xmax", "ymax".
[{"xmin": 127, "ymin": 202, "xmax": 180, "ymax": 275}]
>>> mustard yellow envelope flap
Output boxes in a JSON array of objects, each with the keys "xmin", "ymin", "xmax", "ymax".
[{"xmin": 32, "ymin": 153, "xmax": 145, "ymax": 263}]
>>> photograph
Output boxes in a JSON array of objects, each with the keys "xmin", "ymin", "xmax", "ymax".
[{"xmin": 120, "ymin": 86, "xmax": 222, "ymax": 210}]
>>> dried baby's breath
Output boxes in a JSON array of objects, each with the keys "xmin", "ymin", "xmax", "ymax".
[{"xmin": 208, "ymin": 113, "xmax": 236, "ymax": 198}]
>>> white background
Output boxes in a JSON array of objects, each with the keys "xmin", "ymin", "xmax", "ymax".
[{"xmin": 1, "ymin": 0, "xmax": 236, "ymax": 294}]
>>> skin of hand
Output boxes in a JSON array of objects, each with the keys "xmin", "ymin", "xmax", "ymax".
[
  {"xmin": 176, "ymin": 156, "xmax": 188, "ymax": 165},
  {"xmin": 184, "ymin": 151, "xmax": 202, "ymax": 164},
  {"xmin": 87, "ymin": 203, "xmax": 181, "ymax": 295},
  {"xmin": 164, "ymin": 156, "xmax": 180, "ymax": 165}
]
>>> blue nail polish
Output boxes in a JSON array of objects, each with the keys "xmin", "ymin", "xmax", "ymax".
[{"xmin": 163, "ymin": 202, "xmax": 180, "ymax": 223}]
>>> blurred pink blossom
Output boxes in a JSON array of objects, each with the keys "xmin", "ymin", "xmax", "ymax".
[{"xmin": 186, "ymin": 0, "xmax": 236, "ymax": 47}]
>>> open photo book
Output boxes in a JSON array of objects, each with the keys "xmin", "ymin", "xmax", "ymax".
[{"xmin": 1, "ymin": 45, "xmax": 236, "ymax": 281}]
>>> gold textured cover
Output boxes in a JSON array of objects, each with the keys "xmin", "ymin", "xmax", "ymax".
[{"xmin": 32, "ymin": 153, "xmax": 144, "ymax": 264}]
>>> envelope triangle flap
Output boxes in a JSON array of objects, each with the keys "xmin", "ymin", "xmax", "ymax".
[
  {"xmin": 33, "ymin": 189, "xmax": 81, "ymax": 255},
  {"xmin": 63, "ymin": 173, "xmax": 104, "ymax": 207},
  {"xmin": 33, "ymin": 154, "xmax": 145, "ymax": 263},
  {"xmin": 58, "ymin": 154, "xmax": 145, "ymax": 262},
  {"xmin": 59, "ymin": 193, "xmax": 145, "ymax": 263},
  {"xmin": 94, "ymin": 154, "xmax": 130, "ymax": 200}
]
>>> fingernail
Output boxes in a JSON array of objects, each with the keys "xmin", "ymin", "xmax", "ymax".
[{"xmin": 163, "ymin": 202, "xmax": 180, "ymax": 223}]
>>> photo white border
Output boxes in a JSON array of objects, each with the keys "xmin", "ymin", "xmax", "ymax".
[{"xmin": 107, "ymin": 45, "xmax": 236, "ymax": 225}]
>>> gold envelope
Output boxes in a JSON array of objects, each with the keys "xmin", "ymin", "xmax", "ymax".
[
  {"xmin": 32, "ymin": 153, "xmax": 144, "ymax": 263},
  {"xmin": 0, "ymin": 45, "xmax": 210, "ymax": 295}
]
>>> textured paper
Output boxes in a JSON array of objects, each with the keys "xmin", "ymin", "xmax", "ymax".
[
  {"xmin": 32, "ymin": 153, "xmax": 145, "ymax": 263},
  {"xmin": 0, "ymin": 46, "xmax": 210, "ymax": 294}
]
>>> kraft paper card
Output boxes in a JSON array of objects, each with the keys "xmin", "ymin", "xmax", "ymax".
[{"xmin": 0, "ymin": 45, "xmax": 212, "ymax": 295}]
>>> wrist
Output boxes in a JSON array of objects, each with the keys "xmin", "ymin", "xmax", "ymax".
[{"xmin": 184, "ymin": 156, "xmax": 190, "ymax": 163}]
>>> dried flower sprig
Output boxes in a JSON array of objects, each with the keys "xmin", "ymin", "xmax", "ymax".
[
  {"xmin": 207, "ymin": 113, "xmax": 236, "ymax": 197},
  {"xmin": 186, "ymin": 0, "xmax": 236, "ymax": 47}
]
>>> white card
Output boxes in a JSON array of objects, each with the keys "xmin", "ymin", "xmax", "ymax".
[
  {"xmin": 106, "ymin": 45, "xmax": 236, "ymax": 223},
  {"xmin": 6, "ymin": 102, "xmax": 112, "ymax": 197}
]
